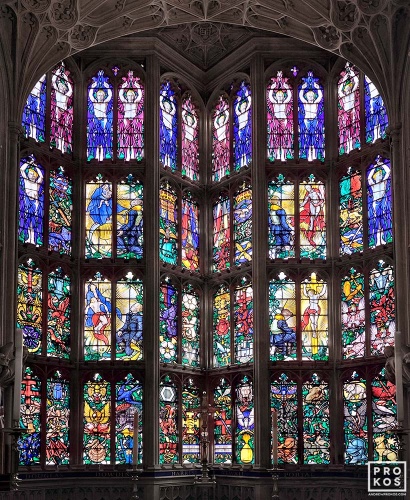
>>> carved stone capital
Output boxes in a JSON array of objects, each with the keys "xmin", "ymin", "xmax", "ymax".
[
  {"xmin": 386, "ymin": 122, "xmax": 402, "ymax": 145},
  {"xmin": 8, "ymin": 122, "xmax": 25, "ymax": 140}
]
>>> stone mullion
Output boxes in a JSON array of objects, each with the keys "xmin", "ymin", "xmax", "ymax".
[
  {"xmin": 250, "ymin": 54, "xmax": 270, "ymax": 470},
  {"xmin": 144, "ymin": 54, "xmax": 160, "ymax": 468}
]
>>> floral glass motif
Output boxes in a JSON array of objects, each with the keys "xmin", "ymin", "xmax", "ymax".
[
  {"xmin": 302, "ymin": 373, "xmax": 330, "ymax": 464},
  {"xmin": 17, "ymin": 259, "xmax": 42, "ymax": 354},
  {"xmin": 214, "ymin": 378, "xmax": 232, "ymax": 464},
  {"xmin": 47, "ymin": 268, "xmax": 70, "ymax": 359},
  {"xmin": 338, "ymin": 63, "xmax": 360, "ymax": 156},
  {"xmin": 49, "ymin": 167, "xmax": 72, "ymax": 255},
  {"xmin": 343, "ymin": 372, "xmax": 368, "ymax": 464},
  {"xmin": 340, "ymin": 168, "xmax": 363, "ymax": 255},
  {"xmin": 213, "ymin": 285, "xmax": 231, "ymax": 367},
  {"xmin": 18, "ymin": 367, "xmax": 41, "ymax": 465},
  {"xmin": 298, "ymin": 71, "xmax": 325, "ymax": 161},
  {"xmin": 159, "ymin": 183, "xmax": 178, "ymax": 265},
  {"xmin": 19, "ymin": 156, "xmax": 44, "ymax": 246},
  {"xmin": 50, "ymin": 62, "xmax": 74, "ymax": 154},
  {"xmin": 369, "ymin": 261, "xmax": 395, "ymax": 355},
  {"xmin": 235, "ymin": 376, "xmax": 254, "ymax": 464},
  {"xmin": 159, "ymin": 375, "xmax": 179, "ymax": 463},
  {"xmin": 22, "ymin": 74, "xmax": 46, "ymax": 142},
  {"xmin": 301, "ymin": 273, "xmax": 328, "ymax": 360},
  {"xmin": 268, "ymin": 175, "xmax": 295, "ymax": 259},
  {"xmin": 299, "ymin": 175, "xmax": 326, "ymax": 259},
  {"xmin": 181, "ymin": 94, "xmax": 199, "ymax": 180},
  {"xmin": 367, "ymin": 157, "xmax": 392, "ymax": 248},
  {"xmin": 212, "ymin": 95, "xmax": 230, "ymax": 181},
  {"xmin": 182, "ymin": 286, "xmax": 200, "ymax": 367},
  {"xmin": 117, "ymin": 178, "xmax": 143, "ymax": 259},
  {"xmin": 342, "ymin": 269, "xmax": 365, "ymax": 359},
  {"xmin": 115, "ymin": 374, "xmax": 143, "ymax": 464},
  {"xmin": 267, "ymin": 71, "xmax": 294, "ymax": 162},
  {"xmin": 85, "ymin": 177, "xmax": 113, "ymax": 259},
  {"xmin": 159, "ymin": 282, "xmax": 178, "ymax": 363},
  {"xmin": 233, "ymin": 81, "xmax": 252, "ymax": 171},
  {"xmin": 372, "ymin": 368, "xmax": 399, "ymax": 461},
  {"xmin": 84, "ymin": 274, "xmax": 116, "ymax": 361},
  {"xmin": 234, "ymin": 279, "xmax": 253, "ymax": 364},
  {"xmin": 213, "ymin": 195, "xmax": 230, "ymax": 271},
  {"xmin": 83, "ymin": 374, "xmax": 111, "ymax": 464},
  {"xmin": 271, "ymin": 373, "xmax": 298, "ymax": 464},
  {"xmin": 269, "ymin": 276, "xmax": 297, "ymax": 361},
  {"xmin": 181, "ymin": 194, "xmax": 199, "ymax": 271},
  {"xmin": 87, "ymin": 70, "xmax": 113, "ymax": 161},
  {"xmin": 116, "ymin": 277, "xmax": 143, "ymax": 361},
  {"xmin": 46, "ymin": 372, "xmax": 70, "ymax": 465},
  {"xmin": 364, "ymin": 75, "xmax": 388, "ymax": 144},
  {"xmin": 234, "ymin": 184, "xmax": 252, "ymax": 265},
  {"xmin": 117, "ymin": 71, "xmax": 144, "ymax": 161},
  {"xmin": 160, "ymin": 81, "xmax": 178, "ymax": 171},
  {"xmin": 182, "ymin": 380, "xmax": 200, "ymax": 463}
]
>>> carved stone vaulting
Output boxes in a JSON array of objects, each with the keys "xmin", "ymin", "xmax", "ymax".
[{"xmin": 0, "ymin": 0, "xmax": 409, "ymax": 500}]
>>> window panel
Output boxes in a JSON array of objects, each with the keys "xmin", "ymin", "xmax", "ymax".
[
  {"xmin": 50, "ymin": 63, "xmax": 74, "ymax": 154},
  {"xmin": 338, "ymin": 63, "xmax": 360, "ymax": 156}
]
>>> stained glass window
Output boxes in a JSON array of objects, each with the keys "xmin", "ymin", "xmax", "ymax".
[
  {"xmin": 367, "ymin": 156, "xmax": 392, "ymax": 248},
  {"xmin": 22, "ymin": 74, "xmax": 46, "ymax": 142},
  {"xmin": 364, "ymin": 75, "xmax": 388, "ymax": 144},
  {"xmin": 46, "ymin": 372, "xmax": 70, "ymax": 465},
  {"xmin": 212, "ymin": 95, "xmax": 230, "ymax": 181},
  {"xmin": 19, "ymin": 367, "xmax": 41, "ymax": 465},
  {"xmin": 159, "ymin": 182, "xmax": 178, "ymax": 265},
  {"xmin": 159, "ymin": 375, "xmax": 179, "ymax": 463},
  {"xmin": 298, "ymin": 71, "xmax": 324, "ymax": 161},
  {"xmin": 213, "ymin": 285, "xmax": 231, "ymax": 367},
  {"xmin": 84, "ymin": 273, "xmax": 113, "ymax": 361},
  {"xmin": 369, "ymin": 261, "xmax": 395, "ymax": 355},
  {"xmin": 234, "ymin": 183, "xmax": 252, "ymax": 265},
  {"xmin": 234, "ymin": 278, "xmax": 253, "ymax": 364},
  {"xmin": 117, "ymin": 177, "xmax": 143, "ymax": 259},
  {"xmin": 302, "ymin": 374, "xmax": 330, "ymax": 464},
  {"xmin": 372, "ymin": 368, "xmax": 399, "ymax": 461},
  {"xmin": 181, "ymin": 194, "xmax": 199, "ymax": 271},
  {"xmin": 339, "ymin": 168, "xmax": 363, "ymax": 255},
  {"xmin": 182, "ymin": 380, "xmax": 200, "ymax": 463},
  {"xmin": 115, "ymin": 374, "xmax": 143, "ymax": 464},
  {"xmin": 233, "ymin": 81, "xmax": 252, "ymax": 171},
  {"xmin": 160, "ymin": 81, "xmax": 178, "ymax": 171},
  {"xmin": 338, "ymin": 63, "xmax": 360, "ymax": 156},
  {"xmin": 271, "ymin": 373, "xmax": 298, "ymax": 464},
  {"xmin": 341, "ymin": 269, "xmax": 365, "ymax": 359},
  {"xmin": 87, "ymin": 70, "xmax": 113, "ymax": 161},
  {"xmin": 159, "ymin": 281, "xmax": 178, "ymax": 364},
  {"xmin": 181, "ymin": 94, "xmax": 199, "ymax": 180},
  {"xmin": 47, "ymin": 267, "xmax": 71, "ymax": 359},
  {"xmin": 235, "ymin": 376, "xmax": 254, "ymax": 464},
  {"xmin": 269, "ymin": 275, "xmax": 297, "ymax": 361},
  {"xmin": 49, "ymin": 167, "xmax": 72, "ymax": 255},
  {"xmin": 116, "ymin": 275, "xmax": 143, "ymax": 361},
  {"xmin": 343, "ymin": 371, "xmax": 368, "ymax": 464},
  {"xmin": 268, "ymin": 175, "xmax": 295, "ymax": 259},
  {"xmin": 117, "ymin": 70, "xmax": 144, "ymax": 161},
  {"xmin": 301, "ymin": 273, "xmax": 328, "ymax": 360},
  {"xmin": 299, "ymin": 175, "xmax": 326, "ymax": 259},
  {"xmin": 17, "ymin": 259, "xmax": 42, "ymax": 353},
  {"xmin": 19, "ymin": 156, "xmax": 45, "ymax": 246},
  {"xmin": 182, "ymin": 286, "xmax": 200, "ymax": 367},
  {"xmin": 50, "ymin": 62, "xmax": 74, "ymax": 154},
  {"xmin": 214, "ymin": 378, "xmax": 232, "ymax": 464},
  {"xmin": 83, "ymin": 374, "xmax": 111, "ymax": 464},
  {"xmin": 213, "ymin": 194, "xmax": 230, "ymax": 271},
  {"xmin": 267, "ymin": 71, "xmax": 294, "ymax": 162}
]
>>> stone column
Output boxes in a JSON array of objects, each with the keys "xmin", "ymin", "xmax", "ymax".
[
  {"xmin": 143, "ymin": 55, "xmax": 160, "ymax": 468},
  {"xmin": 250, "ymin": 54, "xmax": 270, "ymax": 469}
]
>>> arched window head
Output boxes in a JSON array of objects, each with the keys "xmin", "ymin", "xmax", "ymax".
[
  {"xmin": 212, "ymin": 95, "xmax": 230, "ymax": 181},
  {"xmin": 181, "ymin": 94, "xmax": 199, "ymax": 180},
  {"xmin": 51, "ymin": 62, "xmax": 74, "ymax": 154},
  {"xmin": 22, "ymin": 74, "xmax": 46, "ymax": 143},
  {"xmin": 364, "ymin": 75, "xmax": 388, "ymax": 144},
  {"xmin": 338, "ymin": 63, "xmax": 360, "ymax": 156},
  {"xmin": 160, "ymin": 81, "xmax": 178, "ymax": 171},
  {"xmin": 233, "ymin": 81, "xmax": 252, "ymax": 171}
]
